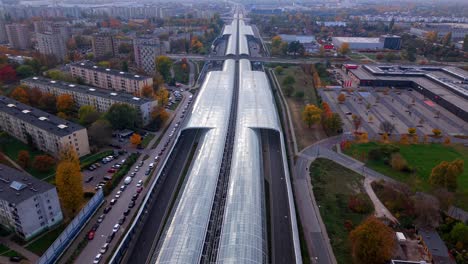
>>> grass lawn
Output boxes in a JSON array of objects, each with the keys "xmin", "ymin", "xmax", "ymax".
[
  {"xmin": 0, "ymin": 244, "xmax": 22, "ymax": 258},
  {"xmin": 0, "ymin": 132, "xmax": 53, "ymax": 179},
  {"xmin": 141, "ymin": 133, "xmax": 155, "ymax": 148},
  {"xmin": 25, "ymin": 225, "xmax": 66, "ymax": 255},
  {"xmin": 173, "ymin": 62, "xmax": 189, "ymax": 84},
  {"xmin": 310, "ymin": 158, "xmax": 373, "ymax": 264},
  {"xmin": 344, "ymin": 142, "xmax": 468, "ymax": 210},
  {"xmin": 274, "ymin": 66, "xmax": 326, "ymax": 149}
]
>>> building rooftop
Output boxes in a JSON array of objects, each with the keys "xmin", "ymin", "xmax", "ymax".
[
  {"xmin": 69, "ymin": 61, "xmax": 152, "ymax": 81},
  {"xmin": 0, "ymin": 164, "xmax": 55, "ymax": 204},
  {"xmin": 419, "ymin": 229, "xmax": 449, "ymax": 258},
  {"xmin": 22, "ymin": 77, "xmax": 154, "ymax": 106},
  {"xmin": 0, "ymin": 96, "xmax": 85, "ymax": 137},
  {"xmin": 333, "ymin": 37, "xmax": 381, "ymax": 43}
]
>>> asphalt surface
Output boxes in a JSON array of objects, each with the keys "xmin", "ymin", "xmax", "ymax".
[
  {"xmin": 125, "ymin": 129, "xmax": 200, "ymax": 264},
  {"xmin": 261, "ymin": 130, "xmax": 295, "ymax": 264}
]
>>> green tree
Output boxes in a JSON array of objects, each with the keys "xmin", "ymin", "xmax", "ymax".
[
  {"xmin": 121, "ymin": 61, "xmax": 129, "ymax": 72},
  {"xmin": 156, "ymin": 56, "xmax": 173, "ymax": 82},
  {"xmin": 442, "ymin": 32, "xmax": 452, "ymax": 46},
  {"xmin": 282, "ymin": 75, "xmax": 296, "ymax": 87},
  {"xmin": 105, "ymin": 103, "xmax": 138, "ymax": 129},
  {"xmin": 288, "ymin": 41, "xmax": 305, "ymax": 58},
  {"xmin": 406, "ymin": 46, "xmax": 417, "ymax": 62},
  {"xmin": 78, "ymin": 105, "xmax": 100, "ymax": 126},
  {"xmin": 323, "ymin": 113, "xmax": 343, "ymax": 135},
  {"xmin": 88, "ymin": 119, "xmax": 113, "ymax": 147},
  {"xmin": 16, "ymin": 65, "xmax": 35, "ymax": 78},
  {"xmin": 283, "ymin": 85, "xmax": 295, "ymax": 97},
  {"xmin": 450, "ymin": 223, "xmax": 468, "ymax": 246},
  {"xmin": 429, "ymin": 159, "xmax": 464, "ymax": 191},
  {"xmin": 56, "ymin": 146, "xmax": 83, "ymax": 217},
  {"xmin": 294, "ymin": 91, "xmax": 305, "ymax": 99},
  {"xmin": 274, "ymin": 66, "xmax": 284, "ymax": 75}
]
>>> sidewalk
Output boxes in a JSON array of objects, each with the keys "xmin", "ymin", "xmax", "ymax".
[{"xmin": 0, "ymin": 236, "xmax": 39, "ymax": 263}]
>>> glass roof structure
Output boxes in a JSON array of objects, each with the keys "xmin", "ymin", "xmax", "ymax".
[
  {"xmin": 153, "ymin": 60, "xmax": 235, "ymax": 264},
  {"xmin": 224, "ymin": 20, "xmax": 238, "ymax": 56}
]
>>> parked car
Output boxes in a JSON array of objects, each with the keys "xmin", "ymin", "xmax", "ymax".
[
  {"xmin": 120, "ymin": 185, "xmax": 126, "ymax": 191},
  {"xmin": 145, "ymin": 169, "xmax": 151, "ymax": 176},
  {"xmin": 88, "ymin": 231, "xmax": 95, "ymax": 240},
  {"xmin": 97, "ymin": 214, "xmax": 105, "ymax": 223},
  {"xmin": 118, "ymin": 216, "xmax": 126, "ymax": 225},
  {"xmin": 128, "ymin": 201, "xmax": 135, "ymax": 208},
  {"xmin": 123, "ymin": 209, "xmax": 131, "ymax": 216},
  {"xmin": 85, "ymin": 176, "xmax": 94, "ymax": 183},
  {"xmin": 112, "ymin": 224, "xmax": 120, "ymax": 232},
  {"xmin": 136, "ymin": 180, "xmax": 143, "ymax": 187},
  {"xmin": 9, "ymin": 256, "xmax": 22, "ymax": 262},
  {"xmin": 103, "ymin": 207, "xmax": 112, "ymax": 214},
  {"xmin": 110, "ymin": 199, "xmax": 117, "ymax": 205},
  {"xmin": 107, "ymin": 168, "xmax": 116, "ymax": 173},
  {"xmin": 136, "ymin": 187, "xmax": 143, "ymax": 193},
  {"xmin": 106, "ymin": 232, "xmax": 115, "ymax": 243},
  {"xmin": 130, "ymin": 172, "xmax": 136, "ymax": 177},
  {"xmin": 124, "ymin": 177, "xmax": 132, "ymax": 185},
  {"xmin": 91, "ymin": 223, "xmax": 100, "ymax": 231},
  {"xmin": 100, "ymin": 243, "xmax": 109, "ymax": 254},
  {"xmin": 115, "ymin": 191, "xmax": 122, "ymax": 199},
  {"xmin": 132, "ymin": 193, "xmax": 139, "ymax": 201},
  {"xmin": 93, "ymin": 254, "xmax": 102, "ymax": 264}
]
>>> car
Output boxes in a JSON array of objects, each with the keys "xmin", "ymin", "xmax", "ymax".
[
  {"xmin": 154, "ymin": 156, "xmax": 159, "ymax": 162},
  {"xmin": 130, "ymin": 172, "xmax": 137, "ymax": 177},
  {"xmin": 97, "ymin": 214, "xmax": 105, "ymax": 223},
  {"xmin": 88, "ymin": 231, "xmax": 95, "ymax": 240},
  {"xmin": 103, "ymin": 206, "xmax": 112, "ymax": 214},
  {"xmin": 115, "ymin": 191, "xmax": 122, "ymax": 199},
  {"xmin": 128, "ymin": 201, "xmax": 135, "ymax": 208},
  {"xmin": 113, "ymin": 224, "xmax": 120, "ymax": 232},
  {"xmin": 136, "ymin": 186, "xmax": 143, "ymax": 193},
  {"xmin": 145, "ymin": 169, "xmax": 151, "ymax": 176},
  {"xmin": 88, "ymin": 166, "xmax": 95, "ymax": 171},
  {"xmin": 134, "ymin": 167, "xmax": 139, "ymax": 172},
  {"xmin": 124, "ymin": 176, "xmax": 132, "ymax": 185},
  {"xmin": 107, "ymin": 168, "xmax": 116, "ymax": 173},
  {"xmin": 118, "ymin": 138, "xmax": 124, "ymax": 142},
  {"xmin": 120, "ymin": 185, "xmax": 126, "ymax": 191},
  {"xmin": 123, "ymin": 209, "xmax": 131, "ymax": 216},
  {"xmin": 100, "ymin": 243, "xmax": 109, "ymax": 254},
  {"xmin": 149, "ymin": 163, "xmax": 154, "ymax": 169},
  {"xmin": 106, "ymin": 232, "xmax": 115, "ymax": 243},
  {"xmin": 94, "ymin": 163, "xmax": 101, "ymax": 167},
  {"xmin": 132, "ymin": 193, "xmax": 139, "ymax": 201},
  {"xmin": 180, "ymin": 114, "xmax": 185, "ymax": 118},
  {"xmin": 158, "ymin": 150, "xmax": 163, "ymax": 156},
  {"xmin": 95, "ymin": 185, "xmax": 103, "ymax": 190},
  {"xmin": 189, "ymin": 94, "xmax": 193, "ymax": 99},
  {"xmin": 91, "ymin": 223, "xmax": 100, "ymax": 231},
  {"xmin": 93, "ymin": 254, "xmax": 102, "ymax": 264},
  {"xmin": 85, "ymin": 176, "xmax": 94, "ymax": 183},
  {"xmin": 113, "ymin": 163, "xmax": 121, "ymax": 169},
  {"xmin": 139, "ymin": 161, "xmax": 144, "ymax": 166},
  {"xmin": 103, "ymin": 175, "xmax": 113, "ymax": 181},
  {"xmin": 162, "ymin": 147, "xmax": 167, "ymax": 152},
  {"xmin": 121, "ymin": 159, "xmax": 126, "ymax": 164},
  {"xmin": 110, "ymin": 199, "xmax": 117, "ymax": 205},
  {"xmin": 118, "ymin": 216, "xmax": 126, "ymax": 225},
  {"xmin": 9, "ymin": 256, "xmax": 22, "ymax": 262},
  {"xmin": 169, "ymin": 132, "xmax": 174, "ymax": 137}
]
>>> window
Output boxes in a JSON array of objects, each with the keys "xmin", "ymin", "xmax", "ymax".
[{"xmin": 48, "ymin": 206, "xmax": 52, "ymax": 210}]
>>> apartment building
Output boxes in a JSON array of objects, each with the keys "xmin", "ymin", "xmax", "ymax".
[
  {"xmin": 33, "ymin": 21, "xmax": 71, "ymax": 42},
  {"xmin": 0, "ymin": 164, "xmax": 63, "ymax": 240},
  {"xmin": 134, "ymin": 36, "xmax": 168, "ymax": 74},
  {"xmin": 6, "ymin": 23, "xmax": 31, "ymax": 50},
  {"xmin": 91, "ymin": 33, "xmax": 118, "ymax": 59},
  {"xmin": 69, "ymin": 61, "xmax": 153, "ymax": 95},
  {"xmin": 22, "ymin": 77, "xmax": 158, "ymax": 125},
  {"xmin": 36, "ymin": 32, "xmax": 67, "ymax": 61},
  {"xmin": 0, "ymin": 20, "xmax": 8, "ymax": 43},
  {"xmin": 0, "ymin": 96, "xmax": 90, "ymax": 158}
]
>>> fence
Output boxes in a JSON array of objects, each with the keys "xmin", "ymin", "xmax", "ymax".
[{"xmin": 37, "ymin": 189, "xmax": 105, "ymax": 264}]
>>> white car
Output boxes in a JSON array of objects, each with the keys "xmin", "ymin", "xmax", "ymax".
[
  {"xmin": 154, "ymin": 156, "xmax": 159, "ymax": 162},
  {"xmin": 100, "ymin": 243, "xmax": 109, "ymax": 254},
  {"xmin": 114, "ymin": 191, "xmax": 122, "ymax": 199},
  {"xmin": 113, "ymin": 224, "xmax": 120, "ymax": 232},
  {"xmin": 136, "ymin": 180, "xmax": 143, "ymax": 188},
  {"xmin": 93, "ymin": 253, "xmax": 102, "ymax": 264}
]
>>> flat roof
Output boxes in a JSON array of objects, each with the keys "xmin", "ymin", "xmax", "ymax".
[
  {"xmin": 22, "ymin": 77, "xmax": 154, "ymax": 106},
  {"xmin": 70, "ymin": 61, "xmax": 152, "ymax": 81},
  {"xmin": 0, "ymin": 164, "xmax": 55, "ymax": 204},
  {"xmin": 0, "ymin": 96, "xmax": 85, "ymax": 137},
  {"xmin": 333, "ymin": 37, "xmax": 381, "ymax": 43},
  {"xmin": 419, "ymin": 229, "xmax": 449, "ymax": 258}
]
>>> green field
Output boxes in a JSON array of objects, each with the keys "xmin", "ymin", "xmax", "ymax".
[
  {"xmin": 310, "ymin": 158, "xmax": 373, "ymax": 264},
  {"xmin": 141, "ymin": 133, "xmax": 155, "ymax": 148},
  {"xmin": 345, "ymin": 143, "xmax": 468, "ymax": 209},
  {"xmin": 0, "ymin": 244, "xmax": 22, "ymax": 258},
  {"xmin": 25, "ymin": 225, "xmax": 66, "ymax": 255}
]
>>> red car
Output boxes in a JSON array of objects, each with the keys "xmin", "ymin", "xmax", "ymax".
[
  {"xmin": 107, "ymin": 168, "xmax": 116, "ymax": 173},
  {"xmin": 136, "ymin": 187, "xmax": 143, "ymax": 193},
  {"xmin": 88, "ymin": 231, "xmax": 95, "ymax": 240}
]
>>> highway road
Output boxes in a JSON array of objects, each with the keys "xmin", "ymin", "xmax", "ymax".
[{"xmin": 261, "ymin": 130, "xmax": 296, "ymax": 263}]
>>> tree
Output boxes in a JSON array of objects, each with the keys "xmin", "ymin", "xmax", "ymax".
[
  {"xmin": 399, "ymin": 134, "xmax": 410, "ymax": 145},
  {"xmin": 148, "ymin": 106, "xmax": 169, "ymax": 131},
  {"xmin": 141, "ymin": 85, "xmax": 153, "ymax": 98},
  {"xmin": 432, "ymin": 128, "xmax": 442, "ymax": 137},
  {"xmin": 56, "ymin": 94, "xmax": 75, "ymax": 114},
  {"xmin": 29, "ymin": 87, "xmax": 43, "ymax": 107},
  {"xmin": 323, "ymin": 113, "xmax": 343, "ymax": 135},
  {"xmin": 17, "ymin": 150, "xmax": 30, "ymax": 169},
  {"xmin": 313, "ymin": 72, "xmax": 322, "ymax": 88},
  {"xmin": 283, "ymin": 85, "xmax": 294, "ymax": 97},
  {"xmin": 0, "ymin": 65, "xmax": 17, "ymax": 83},
  {"xmin": 406, "ymin": 46, "xmax": 417, "ymax": 62},
  {"xmin": 10, "ymin": 87, "xmax": 29, "ymax": 104},
  {"xmin": 429, "ymin": 159, "xmax": 464, "ymax": 191},
  {"xmin": 385, "ymin": 52, "xmax": 397, "ymax": 62},
  {"xmin": 450, "ymin": 223, "xmax": 468, "ymax": 247},
  {"xmin": 190, "ymin": 36, "xmax": 204, "ymax": 53},
  {"xmin": 156, "ymin": 56, "xmax": 173, "ymax": 82},
  {"xmin": 121, "ymin": 61, "xmax": 129, "ymax": 72},
  {"xmin": 339, "ymin": 42, "xmax": 350, "ymax": 55},
  {"xmin": 130, "ymin": 133, "xmax": 142, "ymax": 146},
  {"xmin": 381, "ymin": 133, "xmax": 390, "ymax": 144},
  {"xmin": 32, "ymin": 155, "xmax": 55, "ymax": 172},
  {"xmin": 442, "ymin": 32, "xmax": 452, "ymax": 46},
  {"xmin": 288, "ymin": 41, "xmax": 305, "ymax": 58},
  {"xmin": 55, "ymin": 146, "xmax": 83, "ymax": 217},
  {"xmin": 321, "ymin": 102, "xmax": 333, "ymax": 119},
  {"xmin": 425, "ymin": 31, "xmax": 438, "ymax": 43},
  {"xmin": 408, "ymin": 127, "xmax": 416, "ymax": 136},
  {"xmin": 302, "ymin": 104, "xmax": 322, "ymax": 128},
  {"xmin": 349, "ymin": 217, "xmax": 395, "ymax": 264},
  {"xmin": 105, "ymin": 103, "xmax": 138, "ymax": 129},
  {"xmin": 16, "ymin": 65, "xmax": 35, "ymax": 78},
  {"xmin": 282, "ymin": 75, "xmax": 296, "ymax": 87},
  {"xmin": 294, "ymin": 91, "xmax": 305, "ymax": 99},
  {"xmin": 88, "ymin": 119, "xmax": 113, "ymax": 147},
  {"xmin": 78, "ymin": 105, "xmax": 100, "ymax": 126},
  {"xmin": 390, "ymin": 153, "xmax": 408, "ymax": 171},
  {"xmin": 155, "ymin": 88, "xmax": 169, "ymax": 106},
  {"xmin": 358, "ymin": 132, "xmax": 369, "ymax": 143},
  {"xmin": 274, "ymin": 66, "xmax": 284, "ymax": 75},
  {"xmin": 38, "ymin": 93, "xmax": 56, "ymax": 113},
  {"xmin": 412, "ymin": 193, "xmax": 440, "ymax": 228},
  {"xmin": 352, "ymin": 115, "xmax": 362, "ymax": 132},
  {"xmin": 319, "ymin": 46, "xmax": 326, "ymax": 57},
  {"xmin": 380, "ymin": 120, "xmax": 395, "ymax": 134},
  {"xmin": 271, "ymin": 36, "xmax": 282, "ymax": 48},
  {"xmin": 337, "ymin": 93, "xmax": 346, "ymax": 103}
]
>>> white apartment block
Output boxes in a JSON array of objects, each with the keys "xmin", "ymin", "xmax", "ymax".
[
  {"xmin": 0, "ymin": 96, "xmax": 90, "ymax": 158},
  {"xmin": 36, "ymin": 32, "xmax": 67, "ymax": 61},
  {"xmin": 69, "ymin": 61, "xmax": 154, "ymax": 96},
  {"xmin": 21, "ymin": 77, "xmax": 158, "ymax": 126},
  {"xmin": 0, "ymin": 164, "xmax": 63, "ymax": 240},
  {"xmin": 134, "ymin": 36, "xmax": 167, "ymax": 74}
]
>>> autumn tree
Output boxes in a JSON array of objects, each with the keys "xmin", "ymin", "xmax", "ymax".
[
  {"xmin": 429, "ymin": 159, "xmax": 464, "ymax": 191},
  {"xmin": 408, "ymin": 127, "xmax": 416, "ymax": 136},
  {"xmin": 380, "ymin": 120, "xmax": 395, "ymax": 134},
  {"xmin": 155, "ymin": 88, "xmax": 170, "ymax": 106},
  {"xmin": 0, "ymin": 65, "xmax": 17, "ymax": 83},
  {"xmin": 274, "ymin": 66, "xmax": 283, "ymax": 75},
  {"xmin": 321, "ymin": 102, "xmax": 333, "ymax": 119},
  {"xmin": 302, "ymin": 104, "xmax": 322, "ymax": 128},
  {"xmin": 55, "ymin": 146, "xmax": 83, "ymax": 217},
  {"xmin": 148, "ymin": 106, "xmax": 170, "ymax": 131},
  {"xmin": 380, "ymin": 133, "xmax": 390, "ymax": 144},
  {"xmin": 339, "ymin": 42, "xmax": 350, "ymax": 55},
  {"xmin": 130, "ymin": 133, "xmax": 142, "ymax": 146},
  {"xmin": 399, "ymin": 134, "xmax": 410, "ymax": 145},
  {"xmin": 32, "ymin": 155, "xmax": 55, "ymax": 173},
  {"xmin": 412, "ymin": 193, "xmax": 440, "ymax": 228},
  {"xmin": 432, "ymin": 128, "xmax": 442, "ymax": 137},
  {"xmin": 323, "ymin": 113, "xmax": 343, "ymax": 135},
  {"xmin": 358, "ymin": 132, "xmax": 369, "ymax": 143},
  {"xmin": 156, "ymin": 56, "xmax": 173, "ymax": 82},
  {"xmin": 29, "ymin": 87, "xmax": 43, "ymax": 107},
  {"xmin": 141, "ymin": 85, "xmax": 153, "ymax": 98},
  {"xmin": 390, "ymin": 153, "xmax": 408, "ymax": 171},
  {"xmin": 88, "ymin": 119, "xmax": 113, "ymax": 147},
  {"xmin": 78, "ymin": 105, "xmax": 100, "ymax": 126},
  {"xmin": 105, "ymin": 103, "xmax": 138, "ymax": 129},
  {"xmin": 56, "ymin": 94, "xmax": 75, "ymax": 115},
  {"xmin": 313, "ymin": 72, "xmax": 322, "ymax": 88},
  {"xmin": 349, "ymin": 217, "xmax": 395, "ymax": 264},
  {"xmin": 10, "ymin": 87, "xmax": 29, "ymax": 104},
  {"xmin": 425, "ymin": 31, "xmax": 438, "ymax": 43},
  {"xmin": 442, "ymin": 32, "xmax": 452, "ymax": 46},
  {"xmin": 38, "ymin": 93, "xmax": 56, "ymax": 113},
  {"xmin": 190, "ymin": 36, "xmax": 203, "ymax": 53},
  {"xmin": 17, "ymin": 150, "xmax": 30, "ymax": 169},
  {"xmin": 337, "ymin": 93, "xmax": 346, "ymax": 103}
]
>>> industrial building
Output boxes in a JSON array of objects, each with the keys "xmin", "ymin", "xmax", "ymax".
[
  {"xmin": 0, "ymin": 164, "xmax": 63, "ymax": 240},
  {"xmin": 0, "ymin": 96, "xmax": 90, "ymax": 158},
  {"xmin": 332, "ymin": 37, "xmax": 384, "ymax": 50},
  {"xmin": 69, "ymin": 61, "xmax": 153, "ymax": 95},
  {"xmin": 345, "ymin": 64, "xmax": 468, "ymax": 122},
  {"xmin": 21, "ymin": 77, "xmax": 157, "ymax": 125}
]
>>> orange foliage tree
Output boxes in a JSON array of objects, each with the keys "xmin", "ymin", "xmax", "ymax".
[
  {"xmin": 337, "ymin": 93, "xmax": 346, "ymax": 103},
  {"xmin": 32, "ymin": 155, "xmax": 55, "ymax": 172},
  {"xmin": 141, "ymin": 85, "xmax": 153, "ymax": 98},
  {"xmin": 10, "ymin": 87, "xmax": 29, "ymax": 104},
  {"xmin": 17, "ymin": 150, "xmax": 30, "ymax": 169},
  {"xmin": 56, "ymin": 94, "xmax": 75, "ymax": 114},
  {"xmin": 130, "ymin": 133, "xmax": 142, "ymax": 146}
]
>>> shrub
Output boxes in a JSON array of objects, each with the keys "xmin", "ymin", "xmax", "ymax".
[
  {"xmin": 348, "ymin": 193, "xmax": 373, "ymax": 214},
  {"xmin": 390, "ymin": 153, "xmax": 408, "ymax": 171},
  {"xmin": 432, "ymin": 128, "xmax": 442, "ymax": 137}
]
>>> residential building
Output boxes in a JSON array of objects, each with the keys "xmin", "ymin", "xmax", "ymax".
[
  {"xmin": 36, "ymin": 32, "xmax": 67, "ymax": 61},
  {"xmin": 33, "ymin": 21, "xmax": 71, "ymax": 42},
  {"xmin": 332, "ymin": 37, "xmax": 384, "ymax": 50},
  {"xmin": 418, "ymin": 229, "xmax": 455, "ymax": 264},
  {"xmin": 91, "ymin": 33, "xmax": 117, "ymax": 59},
  {"xmin": 410, "ymin": 23, "xmax": 468, "ymax": 42},
  {"xmin": 134, "ymin": 36, "xmax": 167, "ymax": 74},
  {"xmin": 0, "ymin": 20, "xmax": 8, "ymax": 43},
  {"xmin": 0, "ymin": 164, "xmax": 63, "ymax": 240},
  {"xmin": 6, "ymin": 23, "xmax": 31, "ymax": 50},
  {"xmin": 69, "ymin": 61, "xmax": 153, "ymax": 95},
  {"xmin": 22, "ymin": 77, "xmax": 157, "ymax": 125},
  {"xmin": 0, "ymin": 96, "xmax": 90, "ymax": 158}
]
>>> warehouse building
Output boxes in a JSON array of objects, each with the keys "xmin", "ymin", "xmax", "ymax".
[
  {"xmin": 69, "ymin": 61, "xmax": 153, "ymax": 95},
  {"xmin": 21, "ymin": 77, "xmax": 157, "ymax": 126},
  {"xmin": 0, "ymin": 164, "xmax": 63, "ymax": 240},
  {"xmin": 0, "ymin": 96, "xmax": 90, "ymax": 157},
  {"xmin": 332, "ymin": 37, "xmax": 384, "ymax": 50}
]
